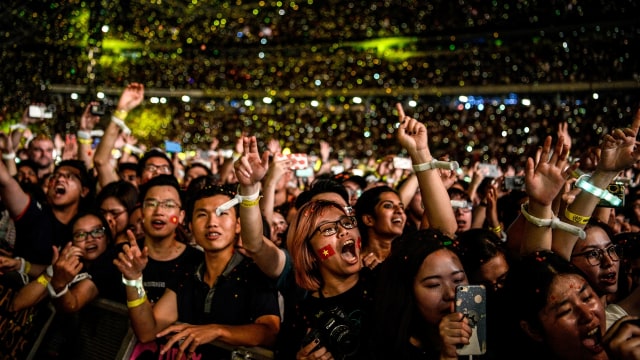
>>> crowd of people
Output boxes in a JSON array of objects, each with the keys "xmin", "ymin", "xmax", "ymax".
[{"xmin": 1, "ymin": 83, "xmax": 640, "ymax": 359}]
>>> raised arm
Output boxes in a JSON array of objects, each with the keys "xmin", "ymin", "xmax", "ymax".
[
  {"xmin": 76, "ymin": 102, "xmax": 102, "ymax": 170},
  {"xmin": 553, "ymin": 110, "xmax": 640, "ymax": 259},
  {"xmin": 0, "ymin": 148, "xmax": 29, "ymax": 217},
  {"xmin": 235, "ymin": 136, "xmax": 287, "ymax": 279},
  {"xmin": 113, "ymin": 231, "xmax": 175, "ymax": 343},
  {"xmin": 520, "ymin": 136, "xmax": 572, "ymax": 255},
  {"xmin": 260, "ymin": 155, "xmax": 291, "ymax": 226},
  {"xmin": 94, "ymin": 83, "xmax": 144, "ymax": 188},
  {"xmin": 395, "ymin": 103, "xmax": 457, "ymax": 237}
]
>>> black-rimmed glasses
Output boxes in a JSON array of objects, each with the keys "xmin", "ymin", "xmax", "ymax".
[{"xmin": 572, "ymin": 244, "xmax": 621, "ymax": 266}]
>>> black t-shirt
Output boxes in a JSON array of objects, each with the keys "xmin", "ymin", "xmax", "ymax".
[
  {"xmin": 143, "ymin": 244, "xmax": 203, "ymax": 303},
  {"xmin": 13, "ymin": 198, "xmax": 72, "ymax": 264},
  {"xmin": 290, "ymin": 275, "xmax": 375, "ymax": 360},
  {"xmin": 165, "ymin": 252, "xmax": 280, "ymax": 359}
]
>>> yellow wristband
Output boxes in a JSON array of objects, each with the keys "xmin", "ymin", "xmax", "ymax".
[
  {"xmin": 489, "ymin": 225, "xmax": 503, "ymax": 234},
  {"xmin": 240, "ymin": 197, "xmax": 262, "ymax": 208},
  {"xmin": 564, "ymin": 207, "xmax": 591, "ymax": 225},
  {"xmin": 113, "ymin": 109, "xmax": 129, "ymax": 120},
  {"xmin": 127, "ymin": 293, "xmax": 147, "ymax": 308},
  {"xmin": 78, "ymin": 138, "xmax": 93, "ymax": 145},
  {"xmin": 36, "ymin": 274, "xmax": 50, "ymax": 287}
]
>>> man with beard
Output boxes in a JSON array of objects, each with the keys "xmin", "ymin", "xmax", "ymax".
[{"xmin": 27, "ymin": 134, "xmax": 56, "ymax": 181}]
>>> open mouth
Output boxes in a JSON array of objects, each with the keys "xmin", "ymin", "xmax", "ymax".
[
  {"xmin": 391, "ymin": 217, "xmax": 404, "ymax": 224},
  {"xmin": 55, "ymin": 185, "xmax": 66, "ymax": 195},
  {"xmin": 340, "ymin": 239, "xmax": 358, "ymax": 263},
  {"xmin": 582, "ymin": 326, "xmax": 603, "ymax": 353},
  {"xmin": 85, "ymin": 244, "xmax": 98, "ymax": 252},
  {"xmin": 601, "ymin": 272, "xmax": 617, "ymax": 284}
]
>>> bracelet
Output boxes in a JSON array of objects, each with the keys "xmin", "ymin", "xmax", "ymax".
[
  {"xmin": 564, "ymin": 207, "xmax": 591, "ymax": 225},
  {"xmin": 78, "ymin": 138, "xmax": 93, "ymax": 145},
  {"xmin": 489, "ymin": 225, "xmax": 503, "ymax": 235},
  {"xmin": 36, "ymin": 274, "xmax": 50, "ymax": 287},
  {"xmin": 2, "ymin": 152, "xmax": 16, "ymax": 160},
  {"xmin": 10, "ymin": 123, "xmax": 28, "ymax": 132},
  {"xmin": 412, "ymin": 159, "xmax": 460, "ymax": 173},
  {"xmin": 113, "ymin": 109, "xmax": 129, "ymax": 121},
  {"xmin": 77, "ymin": 130, "xmax": 92, "ymax": 140},
  {"xmin": 127, "ymin": 293, "xmax": 147, "ymax": 309},
  {"xmin": 47, "ymin": 282, "xmax": 69, "ymax": 298},
  {"xmin": 123, "ymin": 143, "xmax": 144, "ymax": 155},
  {"xmin": 122, "ymin": 274, "xmax": 145, "ymax": 298},
  {"xmin": 216, "ymin": 189, "xmax": 261, "ymax": 216},
  {"xmin": 241, "ymin": 197, "xmax": 263, "ymax": 208},
  {"xmin": 111, "ymin": 116, "xmax": 132, "ymax": 135},
  {"xmin": 575, "ymin": 175, "xmax": 622, "ymax": 207},
  {"xmin": 520, "ymin": 203, "xmax": 586, "ymax": 239}
]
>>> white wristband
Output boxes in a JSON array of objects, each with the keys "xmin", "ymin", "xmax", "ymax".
[
  {"xmin": 2, "ymin": 152, "xmax": 16, "ymax": 160},
  {"xmin": 122, "ymin": 274, "xmax": 145, "ymax": 298},
  {"xmin": 216, "ymin": 190, "xmax": 261, "ymax": 216},
  {"xmin": 520, "ymin": 203, "xmax": 586, "ymax": 239},
  {"xmin": 77, "ymin": 130, "xmax": 92, "ymax": 140},
  {"xmin": 412, "ymin": 159, "xmax": 459, "ymax": 172},
  {"xmin": 47, "ymin": 282, "xmax": 69, "ymax": 298},
  {"xmin": 111, "ymin": 116, "xmax": 132, "ymax": 135}
]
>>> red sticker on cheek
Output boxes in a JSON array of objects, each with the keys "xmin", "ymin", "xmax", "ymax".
[
  {"xmin": 170, "ymin": 216, "xmax": 179, "ymax": 224},
  {"xmin": 357, "ymin": 237, "xmax": 362, "ymax": 249},
  {"xmin": 318, "ymin": 245, "xmax": 336, "ymax": 260}
]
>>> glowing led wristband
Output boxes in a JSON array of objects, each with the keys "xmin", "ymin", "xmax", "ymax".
[
  {"xmin": 520, "ymin": 203, "xmax": 586, "ymax": 239},
  {"xmin": 412, "ymin": 159, "xmax": 459, "ymax": 173},
  {"xmin": 575, "ymin": 175, "xmax": 622, "ymax": 207}
]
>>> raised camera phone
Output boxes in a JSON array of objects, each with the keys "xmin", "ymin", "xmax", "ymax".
[
  {"xmin": 504, "ymin": 176, "xmax": 526, "ymax": 191},
  {"xmin": 455, "ymin": 285, "xmax": 487, "ymax": 356},
  {"xmin": 597, "ymin": 182, "xmax": 625, "ymax": 208},
  {"xmin": 393, "ymin": 156, "xmax": 413, "ymax": 170},
  {"xmin": 28, "ymin": 105, "xmax": 53, "ymax": 119},
  {"xmin": 90, "ymin": 104, "xmax": 106, "ymax": 116},
  {"xmin": 478, "ymin": 163, "xmax": 500, "ymax": 178}
]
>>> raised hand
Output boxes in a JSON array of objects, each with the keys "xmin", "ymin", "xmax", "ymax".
[
  {"xmin": 113, "ymin": 230, "xmax": 148, "ymax": 280},
  {"xmin": 235, "ymin": 136, "xmax": 270, "ymax": 187},
  {"xmin": 50, "ymin": 242, "xmax": 84, "ymax": 289},
  {"xmin": 395, "ymin": 103, "xmax": 428, "ymax": 156},
  {"xmin": 598, "ymin": 109, "xmax": 640, "ymax": 173},
  {"xmin": 525, "ymin": 136, "xmax": 574, "ymax": 207},
  {"xmin": 79, "ymin": 102, "xmax": 101, "ymax": 131},
  {"xmin": 116, "ymin": 83, "xmax": 145, "ymax": 112}
]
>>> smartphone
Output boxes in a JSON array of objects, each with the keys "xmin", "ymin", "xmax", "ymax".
[
  {"xmin": 90, "ymin": 104, "xmax": 106, "ymax": 116},
  {"xmin": 28, "ymin": 105, "xmax": 53, "ymax": 119},
  {"xmin": 393, "ymin": 156, "xmax": 413, "ymax": 170},
  {"xmin": 504, "ymin": 176, "xmax": 526, "ymax": 191},
  {"xmin": 295, "ymin": 167, "xmax": 314, "ymax": 178},
  {"xmin": 455, "ymin": 285, "xmax": 487, "ymax": 356},
  {"xmin": 164, "ymin": 140, "xmax": 182, "ymax": 153},
  {"xmin": 478, "ymin": 163, "xmax": 500, "ymax": 178}
]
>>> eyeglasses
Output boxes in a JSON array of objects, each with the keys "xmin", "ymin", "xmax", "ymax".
[
  {"xmin": 73, "ymin": 226, "xmax": 106, "ymax": 243},
  {"xmin": 100, "ymin": 208, "xmax": 127, "ymax": 218},
  {"xmin": 144, "ymin": 164, "xmax": 172, "ymax": 174},
  {"xmin": 143, "ymin": 199, "xmax": 181, "ymax": 210},
  {"xmin": 52, "ymin": 171, "xmax": 80, "ymax": 182},
  {"xmin": 310, "ymin": 216, "xmax": 357, "ymax": 239},
  {"xmin": 572, "ymin": 244, "xmax": 621, "ymax": 266}
]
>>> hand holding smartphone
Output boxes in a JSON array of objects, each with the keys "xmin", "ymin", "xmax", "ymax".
[{"xmin": 455, "ymin": 285, "xmax": 487, "ymax": 356}]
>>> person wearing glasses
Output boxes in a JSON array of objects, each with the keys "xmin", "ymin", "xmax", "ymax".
[
  {"xmin": 115, "ymin": 183, "xmax": 280, "ymax": 359},
  {"xmin": 96, "ymin": 180, "xmax": 138, "ymax": 239},
  {"xmin": 137, "ymin": 149, "xmax": 174, "ymax": 186},
  {"xmin": 570, "ymin": 221, "xmax": 621, "ymax": 307},
  {"xmin": 0, "ymin": 159, "xmax": 93, "ymax": 280},
  {"xmin": 117, "ymin": 174, "xmax": 202, "ymax": 303},
  {"xmin": 11, "ymin": 210, "xmax": 112, "ymax": 312}
]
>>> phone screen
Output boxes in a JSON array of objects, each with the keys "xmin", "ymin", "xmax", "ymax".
[{"xmin": 455, "ymin": 285, "xmax": 487, "ymax": 356}]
